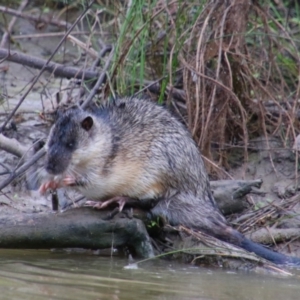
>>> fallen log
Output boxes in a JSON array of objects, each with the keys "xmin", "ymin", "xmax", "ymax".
[
  {"xmin": 211, "ymin": 179, "xmax": 263, "ymax": 215},
  {"xmin": 246, "ymin": 227, "xmax": 300, "ymax": 245},
  {"xmin": 0, "ymin": 207, "xmax": 154, "ymax": 259}
]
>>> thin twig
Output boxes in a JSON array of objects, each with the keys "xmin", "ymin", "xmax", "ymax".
[
  {"xmin": 0, "ymin": 1, "xmax": 95, "ymax": 132},
  {"xmin": 0, "ymin": 147, "xmax": 46, "ymax": 191},
  {"xmin": 0, "ymin": 0, "xmax": 29, "ymax": 48},
  {"xmin": 67, "ymin": 35, "xmax": 99, "ymax": 59},
  {"xmin": 81, "ymin": 46, "xmax": 114, "ymax": 109},
  {"xmin": 0, "ymin": 5, "xmax": 72, "ymax": 29},
  {"xmin": 12, "ymin": 31, "xmax": 100, "ymax": 39}
]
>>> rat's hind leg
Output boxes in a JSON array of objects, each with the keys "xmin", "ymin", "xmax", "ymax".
[{"xmin": 85, "ymin": 196, "xmax": 130, "ymax": 212}]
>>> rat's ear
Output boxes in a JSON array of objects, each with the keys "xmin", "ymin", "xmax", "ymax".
[{"xmin": 81, "ymin": 116, "xmax": 94, "ymax": 131}]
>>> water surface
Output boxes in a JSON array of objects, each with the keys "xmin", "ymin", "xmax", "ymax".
[{"xmin": 0, "ymin": 250, "xmax": 300, "ymax": 300}]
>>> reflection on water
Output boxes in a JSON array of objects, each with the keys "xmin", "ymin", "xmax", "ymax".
[{"xmin": 0, "ymin": 250, "xmax": 299, "ymax": 300}]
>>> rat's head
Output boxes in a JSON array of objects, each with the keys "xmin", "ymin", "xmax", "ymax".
[{"xmin": 44, "ymin": 106, "xmax": 106, "ymax": 176}]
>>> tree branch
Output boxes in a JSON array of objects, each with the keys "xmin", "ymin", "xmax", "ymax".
[
  {"xmin": 0, "ymin": 5, "xmax": 72, "ymax": 29},
  {"xmin": 0, "ymin": 48, "xmax": 99, "ymax": 80}
]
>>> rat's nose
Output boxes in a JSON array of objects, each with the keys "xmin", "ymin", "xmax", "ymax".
[
  {"xmin": 45, "ymin": 148, "xmax": 66, "ymax": 175},
  {"xmin": 45, "ymin": 159, "xmax": 56, "ymax": 174}
]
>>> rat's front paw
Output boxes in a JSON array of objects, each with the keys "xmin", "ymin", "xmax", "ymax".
[
  {"xmin": 39, "ymin": 180, "xmax": 60, "ymax": 194},
  {"xmin": 39, "ymin": 175, "xmax": 83, "ymax": 194}
]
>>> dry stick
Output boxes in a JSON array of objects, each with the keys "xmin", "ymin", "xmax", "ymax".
[
  {"xmin": 220, "ymin": 4, "xmax": 249, "ymax": 173},
  {"xmin": 202, "ymin": 155, "xmax": 233, "ymax": 179},
  {"xmin": 12, "ymin": 31, "xmax": 100, "ymax": 39},
  {"xmin": 180, "ymin": 57, "xmax": 243, "ymax": 114},
  {"xmin": 0, "ymin": 147, "xmax": 46, "ymax": 191},
  {"xmin": 75, "ymin": 44, "xmax": 113, "ymax": 101},
  {"xmin": 183, "ymin": 54, "xmax": 249, "ymax": 160},
  {"xmin": 193, "ymin": 3, "xmax": 216, "ymax": 139},
  {"xmin": 67, "ymin": 35, "xmax": 99, "ymax": 59},
  {"xmin": 201, "ymin": 4, "xmax": 232, "ymax": 141},
  {"xmin": 237, "ymin": 193, "xmax": 300, "ymax": 233},
  {"xmin": 91, "ymin": 44, "xmax": 113, "ymax": 70},
  {"xmin": 0, "ymin": 134, "xmax": 27, "ymax": 158},
  {"xmin": 0, "ymin": 1, "xmax": 95, "ymax": 191},
  {"xmin": 74, "ymin": 10, "xmax": 108, "ymax": 95},
  {"xmin": 81, "ymin": 46, "xmax": 114, "ymax": 109},
  {"xmin": 0, "ymin": 5, "xmax": 72, "ymax": 29},
  {"xmin": 0, "ymin": 49, "xmax": 99, "ymax": 81},
  {"xmin": 0, "ymin": 0, "xmax": 29, "ymax": 48},
  {"xmin": 1, "ymin": 1, "xmax": 95, "ymax": 133},
  {"xmin": 145, "ymin": 81, "xmax": 186, "ymax": 103}
]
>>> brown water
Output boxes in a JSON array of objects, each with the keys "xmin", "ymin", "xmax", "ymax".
[{"xmin": 0, "ymin": 250, "xmax": 299, "ymax": 300}]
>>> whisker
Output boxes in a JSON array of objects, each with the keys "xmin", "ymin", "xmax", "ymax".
[{"xmin": 25, "ymin": 166, "xmax": 47, "ymax": 190}]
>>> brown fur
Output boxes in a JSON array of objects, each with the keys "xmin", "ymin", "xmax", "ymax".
[{"xmin": 42, "ymin": 97, "xmax": 300, "ymax": 265}]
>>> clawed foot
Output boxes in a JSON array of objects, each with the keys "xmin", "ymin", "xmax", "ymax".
[
  {"xmin": 39, "ymin": 180, "xmax": 60, "ymax": 194},
  {"xmin": 85, "ymin": 196, "xmax": 129, "ymax": 212},
  {"xmin": 39, "ymin": 175, "xmax": 77, "ymax": 194}
]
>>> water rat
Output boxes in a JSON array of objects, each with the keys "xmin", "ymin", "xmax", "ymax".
[{"xmin": 40, "ymin": 96, "xmax": 300, "ymax": 265}]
